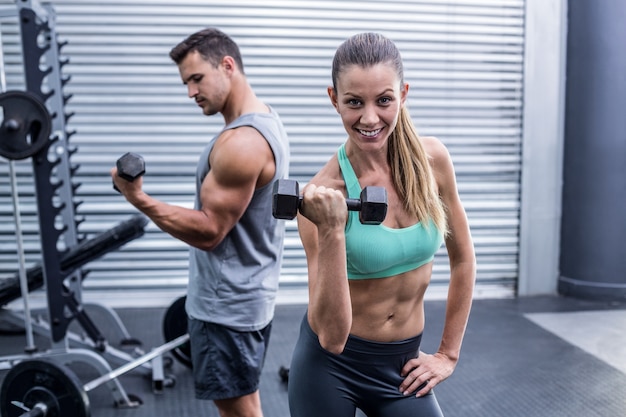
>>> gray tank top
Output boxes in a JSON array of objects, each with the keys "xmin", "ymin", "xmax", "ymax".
[{"xmin": 186, "ymin": 107, "xmax": 290, "ymax": 331}]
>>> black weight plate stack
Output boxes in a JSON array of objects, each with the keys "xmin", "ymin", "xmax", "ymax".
[
  {"xmin": 0, "ymin": 358, "xmax": 90, "ymax": 417},
  {"xmin": 162, "ymin": 295, "xmax": 193, "ymax": 368},
  {"xmin": 0, "ymin": 90, "xmax": 51, "ymax": 160}
]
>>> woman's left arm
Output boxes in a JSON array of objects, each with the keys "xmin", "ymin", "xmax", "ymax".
[{"xmin": 399, "ymin": 137, "xmax": 476, "ymax": 397}]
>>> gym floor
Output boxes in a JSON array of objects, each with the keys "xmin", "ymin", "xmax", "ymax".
[{"xmin": 1, "ymin": 295, "xmax": 625, "ymax": 417}]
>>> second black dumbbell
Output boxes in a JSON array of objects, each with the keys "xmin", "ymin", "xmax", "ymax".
[
  {"xmin": 114, "ymin": 152, "xmax": 145, "ymax": 192},
  {"xmin": 272, "ymin": 179, "xmax": 388, "ymax": 225}
]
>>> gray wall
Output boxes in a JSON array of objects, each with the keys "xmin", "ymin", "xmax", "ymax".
[
  {"xmin": 1, "ymin": 0, "xmax": 527, "ymax": 307},
  {"xmin": 559, "ymin": 0, "xmax": 626, "ymax": 300}
]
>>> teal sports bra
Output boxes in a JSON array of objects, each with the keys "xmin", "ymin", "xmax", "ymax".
[{"xmin": 338, "ymin": 144, "xmax": 444, "ymax": 280}]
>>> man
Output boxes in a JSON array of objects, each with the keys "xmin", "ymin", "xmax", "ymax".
[{"xmin": 111, "ymin": 28, "xmax": 290, "ymax": 417}]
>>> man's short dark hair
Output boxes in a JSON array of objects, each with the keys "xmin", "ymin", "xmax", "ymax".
[{"xmin": 169, "ymin": 28, "xmax": 244, "ymax": 73}]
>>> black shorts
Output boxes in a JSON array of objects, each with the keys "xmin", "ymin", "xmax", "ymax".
[
  {"xmin": 188, "ymin": 317, "xmax": 272, "ymax": 401},
  {"xmin": 288, "ymin": 314, "xmax": 443, "ymax": 417}
]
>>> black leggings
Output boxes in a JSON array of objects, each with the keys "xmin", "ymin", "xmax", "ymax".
[{"xmin": 288, "ymin": 314, "xmax": 444, "ymax": 417}]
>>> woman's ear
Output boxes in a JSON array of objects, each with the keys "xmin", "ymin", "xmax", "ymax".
[
  {"xmin": 400, "ymin": 82, "xmax": 409, "ymax": 107},
  {"xmin": 327, "ymin": 86, "xmax": 339, "ymax": 111}
]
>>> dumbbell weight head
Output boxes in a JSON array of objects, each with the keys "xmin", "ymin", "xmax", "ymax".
[
  {"xmin": 114, "ymin": 152, "xmax": 145, "ymax": 192},
  {"xmin": 272, "ymin": 179, "xmax": 300, "ymax": 220},
  {"xmin": 117, "ymin": 152, "xmax": 145, "ymax": 181},
  {"xmin": 355, "ymin": 186, "xmax": 388, "ymax": 225}
]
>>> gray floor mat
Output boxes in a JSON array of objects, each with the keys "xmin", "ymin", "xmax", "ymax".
[{"xmin": 1, "ymin": 296, "xmax": 625, "ymax": 417}]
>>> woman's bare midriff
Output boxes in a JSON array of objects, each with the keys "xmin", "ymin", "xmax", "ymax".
[{"xmin": 348, "ymin": 263, "xmax": 433, "ymax": 342}]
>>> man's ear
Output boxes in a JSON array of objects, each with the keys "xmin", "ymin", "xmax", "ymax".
[
  {"xmin": 221, "ymin": 56, "xmax": 236, "ymax": 74},
  {"xmin": 327, "ymin": 86, "xmax": 339, "ymax": 112}
]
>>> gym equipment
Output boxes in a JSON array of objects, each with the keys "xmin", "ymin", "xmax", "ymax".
[
  {"xmin": 14, "ymin": 1, "xmax": 85, "ymax": 346},
  {"xmin": 0, "ymin": 335, "xmax": 189, "ymax": 417},
  {"xmin": 0, "ymin": 90, "xmax": 51, "ymax": 160},
  {"xmin": 0, "ymin": 214, "xmax": 148, "ymax": 355},
  {"xmin": 0, "ymin": 214, "xmax": 149, "ymax": 307},
  {"xmin": 272, "ymin": 178, "xmax": 388, "ymax": 225},
  {"xmin": 114, "ymin": 152, "xmax": 145, "ymax": 192},
  {"xmin": 162, "ymin": 296, "xmax": 192, "ymax": 369},
  {"xmin": 0, "ymin": 1, "xmax": 180, "ymax": 411},
  {"xmin": 279, "ymin": 365, "xmax": 289, "ymax": 384},
  {"xmin": 1, "ymin": 358, "xmax": 89, "ymax": 417},
  {"xmin": 117, "ymin": 152, "xmax": 145, "ymax": 181}
]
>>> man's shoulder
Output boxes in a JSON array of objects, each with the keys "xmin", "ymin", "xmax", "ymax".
[
  {"xmin": 213, "ymin": 127, "xmax": 269, "ymax": 158},
  {"xmin": 222, "ymin": 112, "xmax": 287, "ymax": 150}
]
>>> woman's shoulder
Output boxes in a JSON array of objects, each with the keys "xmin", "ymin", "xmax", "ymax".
[
  {"xmin": 309, "ymin": 153, "xmax": 346, "ymax": 190},
  {"xmin": 419, "ymin": 135, "xmax": 445, "ymax": 152},
  {"xmin": 419, "ymin": 135, "xmax": 451, "ymax": 163}
]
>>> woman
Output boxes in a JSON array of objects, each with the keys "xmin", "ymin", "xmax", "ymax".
[{"xmin": 287, "ymin": 33, "xmax": 476, "ymax": 417}]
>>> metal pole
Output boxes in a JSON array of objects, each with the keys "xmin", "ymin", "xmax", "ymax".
[{"xmin": 0, "ymin": 26, "xmax": 37, "ymax": 353}]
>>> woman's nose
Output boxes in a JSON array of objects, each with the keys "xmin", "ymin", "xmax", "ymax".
[{"xmin": 360, "ymin": 104, "xmax": 379, "ymax": 125}]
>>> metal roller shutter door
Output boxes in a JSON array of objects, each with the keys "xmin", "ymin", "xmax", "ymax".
[{"xmin": 0, "ymin": 0, "xmax": 524, "ymax": 306}]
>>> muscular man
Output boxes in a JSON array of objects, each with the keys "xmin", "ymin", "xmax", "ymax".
[{"xmin": 112, "ymin": 28, "xmax": 290, "ymax": 417}]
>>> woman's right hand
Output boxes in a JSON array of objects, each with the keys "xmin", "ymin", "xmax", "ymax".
[{"xmin": 299, "ymin": 183, "xmax": 348, "ymax": 230}]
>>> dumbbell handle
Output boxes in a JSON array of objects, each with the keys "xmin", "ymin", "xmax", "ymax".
[
  {"xmin": 296, "ymin": 195, "xmax": 362, "ymax": 211},
  {"xmin": 272, "ymin": 179, "xmax": 387, "ymax": 224}
]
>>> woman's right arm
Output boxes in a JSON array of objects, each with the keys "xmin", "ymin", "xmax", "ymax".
[{"xmin": 298, "ymin": 183, "xmax": 352, "ymax": 354}]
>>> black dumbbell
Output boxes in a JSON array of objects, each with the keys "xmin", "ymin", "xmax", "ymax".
[
  {"xmin": 114, "ymin": 152, "xmax": 145, "ymax": 192},
  {"xmin": 272, "ymin": 179, "xmax": 388, "ymax": 225}
]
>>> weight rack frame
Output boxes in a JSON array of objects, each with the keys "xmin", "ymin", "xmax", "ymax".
[{"xmin": 0, "ymin": 0, "xmax": 186, "ymax": 410}]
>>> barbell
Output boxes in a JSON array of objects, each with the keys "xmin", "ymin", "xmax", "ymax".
[{"xmin": 0, "ymin": 334, "xmax": 189, "ymax": 417}]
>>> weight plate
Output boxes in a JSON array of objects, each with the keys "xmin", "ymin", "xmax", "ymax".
[
  {"xmin": 162, "ymin": 295, "xmax": 193, "ymax": 368},
  {"xmin": 0, "ymin": 358, "xmax": 90, "ymax": 417},
  {"xmin": 0, "ymin": 90, "xmax": 51, "ymax": 160}
]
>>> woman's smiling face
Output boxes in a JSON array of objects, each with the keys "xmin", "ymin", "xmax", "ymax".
[{"xmin": 328, "ymin": 62, "xmax": 408, "ymax": 151}]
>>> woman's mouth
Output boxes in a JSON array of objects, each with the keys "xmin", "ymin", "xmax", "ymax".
[{"xmin": 358, "ymin": 128, "xmax": 382, "ymax": 137}]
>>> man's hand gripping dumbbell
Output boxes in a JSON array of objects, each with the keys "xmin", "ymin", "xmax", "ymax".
[{"xmin": 272, "ymin": 179, "xmax": 388, "ymax": 225}]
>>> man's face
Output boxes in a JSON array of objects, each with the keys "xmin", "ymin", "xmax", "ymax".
[{"xmin": 178, "ymin": 50, "xmax": 229, "ymax": 116}]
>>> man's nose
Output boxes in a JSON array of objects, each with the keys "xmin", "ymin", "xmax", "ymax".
[{"xmin": 187, "ymin": 84, "xmax": 198, "ymax": 98}]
